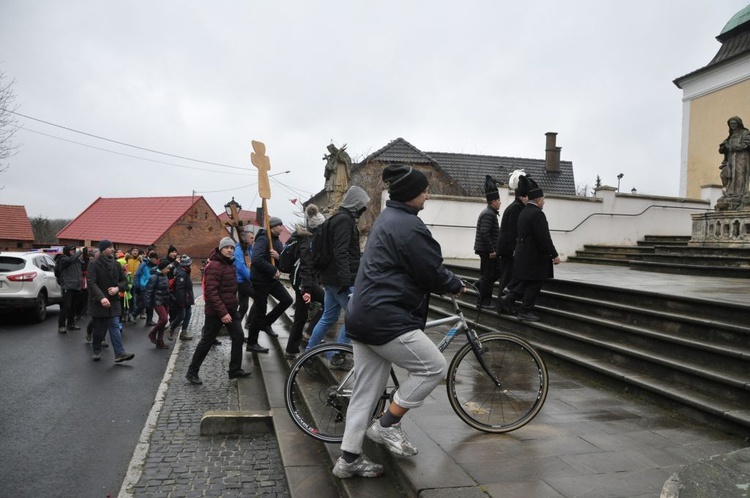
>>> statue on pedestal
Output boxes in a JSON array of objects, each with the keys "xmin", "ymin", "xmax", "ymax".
[
  {"xmin": 717, "ymin": 116, "xmax": 750, "ymax": 210},
  {"xmin": 323, "ymin": 143, "xmax": 352, "ymax": 211}
]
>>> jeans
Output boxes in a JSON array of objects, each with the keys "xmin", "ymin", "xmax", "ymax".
[
  {"xmin": 188, "ymin": 312, "xmax": 245, "ymax": 376},
  {"xmin": 306, "ymin": 285, "xmax": 351, "ymax": 351},
  {"xmin": 169, "ymin": 305, "xmax": 193, "ymax": 331},
  {"xmin": 340, "ymin": 329, "xmax": 447, "ymax": 455},
  {"xmin": 91, "ymin": 316, "xmax": 125, "ymax": 355}
]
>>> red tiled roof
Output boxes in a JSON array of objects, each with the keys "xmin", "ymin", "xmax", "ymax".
[
  {"xmin": 0, "ymin": 204, "xmax": 35, "ymax": 241},
  {"xmin": 57, "ymin": 196, "xmax": 203, "ymax": 245},
  {"xmin": 217, "ymin": 209, "xmax": 261, "ymax": 225}
]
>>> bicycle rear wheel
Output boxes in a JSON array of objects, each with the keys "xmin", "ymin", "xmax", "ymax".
[
  {"xmin": 284, "ymin": 343, "xmax": 356, "ymax": 443},
  {"xmin": 446, "ymin": 332, "xmax": 548, "ymax": 433}
]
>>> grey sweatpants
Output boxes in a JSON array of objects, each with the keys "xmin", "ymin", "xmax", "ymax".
[{"xmin": 340, "ymin": 329, "xmax": 447, "ymax": 455}]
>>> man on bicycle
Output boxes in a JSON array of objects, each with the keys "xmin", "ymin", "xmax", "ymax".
[{"xmin": 332, "ymin": 165, "xmax": 465, "ymax": 479}]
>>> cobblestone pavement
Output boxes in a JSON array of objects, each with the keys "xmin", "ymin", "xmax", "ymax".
[{"xmin": 120, "ymin": 308, "xmax": 290, "ymax": 498}]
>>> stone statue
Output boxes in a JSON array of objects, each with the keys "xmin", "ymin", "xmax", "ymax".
[
  {"xmin": 718, "ymin": 116, "xmax": 750, "ymax": 208},
  {"xmin": 323, "ymin": 143, "xmax": 352, "ymax": 209}
]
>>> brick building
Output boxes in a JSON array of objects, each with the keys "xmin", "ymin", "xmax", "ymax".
[
  {"xmin": 57, "ymin": 196, "xmax": 227, "ymax": 261},
  {"xmin": 0, "ymin": 204, "xmax": 35, "ymax": 251}
]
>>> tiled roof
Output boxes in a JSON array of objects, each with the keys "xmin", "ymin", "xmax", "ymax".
[
  {"xmin": 426, "ymin": 152, "xmax": 576, "ymax": 197},
  {"xmin": 357, "ymin": 137, "xmax": 576, "ymax": 197},
  {"xmin": 217, "ymin": 209, "xmax": 260, "ymax": 225},
  {"xmin": 0, "ymin": 204, "xmax": 35, "ymax": 241},
  {"xmin": 57, "ymin": 196, "xmax": 203, "ymax": 245}
]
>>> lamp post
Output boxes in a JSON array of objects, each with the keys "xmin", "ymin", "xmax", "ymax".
[
  {"xmin": 224, "ymin": 197, "xmax": 243, "ymax": 240},
  {"xmin": 616, "ymin": 173, "xmax": 624, "ymax": 192},
  {"xmin": 631, "ymin": 187, "xmax": 637, "ymax": 195}
]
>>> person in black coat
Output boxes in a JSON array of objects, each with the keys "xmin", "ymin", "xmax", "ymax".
[
  {"xmin": 495, "ymin": 169, "xmax": 529, "ymax": 298},
  {"xmin": 498, "ymin": 176, "xmax": 560, "ymax": 322},
  {"xmin": 473, "ymin": 175, "xmax": 500, "ymax": 307},
  {"xmin": 246, "ymin": 217, "xmax": 293, "ymax": 353}
]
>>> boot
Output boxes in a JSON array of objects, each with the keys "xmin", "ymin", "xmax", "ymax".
[{"xmin": 156, "ymin": 340, "xmax": 170, "ymax": 350}]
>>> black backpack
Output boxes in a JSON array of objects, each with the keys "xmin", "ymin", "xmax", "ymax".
[
  {"xmin": 54, "ymin": 256, "xmax": 64, "ymax": 285},
  {"xmin": 278, "ymin": 236, "xmax": 300, "ymax": 274},
  {"xmin": 310, "ymin": 217, "xmax": 334, "ymax": 271}
]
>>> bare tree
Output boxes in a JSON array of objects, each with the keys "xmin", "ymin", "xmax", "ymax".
[
  {"xmin": 29, "ymin": 217, "xmax": 72, "ymax": 245},
  {"xmin": 0, "ymin": 69, "xmax": 20, "ymax": 186}
]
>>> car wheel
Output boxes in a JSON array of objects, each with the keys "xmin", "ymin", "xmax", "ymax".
[{"xmin": 32, "ymin": 291, "xmax": 48, "ymax": 322}]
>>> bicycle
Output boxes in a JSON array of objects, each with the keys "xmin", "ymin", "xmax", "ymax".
[{"xmin": 284, "ymin": 294, "xmax": 549, "ymax": 443}]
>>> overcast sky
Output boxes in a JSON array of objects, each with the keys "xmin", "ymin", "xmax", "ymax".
[{"xmin": 0, "ymin": 1, "xmax": 747, "ymax": 228}]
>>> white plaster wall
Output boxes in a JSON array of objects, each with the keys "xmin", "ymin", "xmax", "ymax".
[{"xmin": 402, "ymin": 188, "xmax": 713, "ymax": 260}]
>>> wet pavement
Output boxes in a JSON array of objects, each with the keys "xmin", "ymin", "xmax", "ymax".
[{"xmin": 119, "ymin": 262, "xmax": 750, "ymax": 498}]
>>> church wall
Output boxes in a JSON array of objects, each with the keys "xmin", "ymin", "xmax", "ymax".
[{"xmin": 685, "ymin": 78, "xmax": 750, "ymax": 198}]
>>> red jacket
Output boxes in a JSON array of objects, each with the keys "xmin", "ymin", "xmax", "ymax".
[{"xmin": 202, "ymin": 248, "xmax": 238, "ymax": 317}]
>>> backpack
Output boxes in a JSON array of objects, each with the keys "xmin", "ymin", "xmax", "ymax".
[
  {"xmin": 54, "ymin": 256, "xmax": 64, "ymax": 285},
  {"xmin": 310, "ymin": 217, "xmax": 334, "ymax": 271},
  {"xmin": 278, "ymin": 236, "xmax": 299, "ymax": 274}
]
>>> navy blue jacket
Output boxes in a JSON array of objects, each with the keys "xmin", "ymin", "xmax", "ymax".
[{"xmin": 345, "ymin": 200, "xmax": 463, "ymax": 345}]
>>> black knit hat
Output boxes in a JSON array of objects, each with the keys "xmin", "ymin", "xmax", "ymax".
[
  {"xmin": 519, "ymin": 175, "xmax": 543, "ymax": 200},
  {"xmin": 484, "ymin": 175, "xmax": 500, "ymax": 202},
  {"xmin": 98, "ymin": 240, "xmax": 113, "ymax": 252},
  {"xmin": 168, "ymin": 245, "xmax": 178, "ymax": 254},
  {"xmin": 382, "ymin": 165, "xmax": 428, "ymax": 202}
]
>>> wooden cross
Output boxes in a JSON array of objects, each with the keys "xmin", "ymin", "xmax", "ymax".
[{"xmin": 251, "ymin": 140, "xmax": 273, "ymax": 262}]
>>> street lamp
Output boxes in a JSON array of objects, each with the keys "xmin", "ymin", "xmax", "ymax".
[
  {"xmin": 631, "ymin": 187, "xmax": 637, "ymax": 195},
  {"xmin": 224, "ymin": 197, "xmax": 242, "ymax": 218},
  {"xmin": 616, "ymin": 173, "xmax": 624, "ymax": 192}
]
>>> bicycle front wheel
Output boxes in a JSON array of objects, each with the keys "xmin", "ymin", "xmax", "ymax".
[
  {"xmin": 284, "ymin": 343, "xmax": 356, "ymax": 443},
  {"xmin": 446, "ymin": 332, "xmax": 548, "ymax": 433}
]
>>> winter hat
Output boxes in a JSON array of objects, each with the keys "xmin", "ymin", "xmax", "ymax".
[
  {"xmin": 219, "ymin": 237, "xmax": 235, "ymax": 250},
  {"xmin": 167, "ymin": 245, "xmax": 178, "ymax": 254},
  {"xmin": 98, "ymin": 240, "xmax": 113, "ymax": 252},
  {"xmin": 269, "ymin": 216, "xmax": 283, "ymax": 228},
  {"xmin": 484, "ymin": 175, "xmax": 500, "ymax": 202},
  {"xmin": 180, "ymin": 254, "xmax": 193, "ymax": 267},
  {"xmin": 158, "ymin": 259, "xmax": 172, "ymax": 270},
  {"xmin": 63, "ymin": 244, "xmax": 75, "ymax": 256},
  {"xmin": 519, "ymin": 175, "xmax": 543, "ymax": 200},
  {"xmin": 382, "ymin": 165, "xmax": 428, "ymax": 202},
  {"xmin": 305, "ymin": 204, "xmax": 326, "ymax": 230}
]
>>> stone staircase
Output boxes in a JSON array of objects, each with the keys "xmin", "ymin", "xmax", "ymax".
[
  {"xmin": 569, "ymin": 235, "xmax": 750, "ymax": 278},
  {"xmin": 444, "ymin": 263, "xmax": 750, "ymax": 437}
]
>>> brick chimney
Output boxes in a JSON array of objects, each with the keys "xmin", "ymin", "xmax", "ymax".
[{"xmin": 545, "ymin": 132, "xmax": 561, "ymax": 172}]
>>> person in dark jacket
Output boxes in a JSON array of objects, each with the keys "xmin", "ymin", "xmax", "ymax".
[
  {"xmin": 498, "ymin": 175, "xmax": 560, "ymax": 322},
  {"xmin": 305, "ymin": 185, "xmax": 370, "ymax": 357},
  {"xmin": 286, "ymin": 204, "xmax": 326, "ymax": 359},
  {"xmin": 144, "ymin": 259, "xmax": 172, "ymax": 349},
  {"xmin": 332, "ymin": 165, "xmax": 464, "ymax": 479},
  {"xmin": 186, "ymin": 237, "xmax": 251, "ymax": 384},
  {"xmin": 87, "ymin": 240, "xmax": 134, "ymax": 363},
  {"xmin": 473, "ymin": 175, "xmax": 500, "ymax": 307},
  {"xmin": 57, "ymin": 245, "xmax": 86, "ymax": 334},
  {"xmin": 495, "ymin": 169, "xmax": 529, "ymax": 299},
  {"xmin": 246, "ymin": 217, "xmax": 293, "ymax": 353},
  {"xmin": 167, "ymin": 254, "xmax": 195, "ymax": 341}
]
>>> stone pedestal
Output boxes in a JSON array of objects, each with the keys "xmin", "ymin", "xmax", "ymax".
[{"xmin": 690, "ymin": 210, "xmax": 750, "ymax": 247}]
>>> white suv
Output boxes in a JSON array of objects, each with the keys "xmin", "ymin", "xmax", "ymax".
[{"xmin": 0, "ymin": 251, "xmax": 64, "ymax": 322}]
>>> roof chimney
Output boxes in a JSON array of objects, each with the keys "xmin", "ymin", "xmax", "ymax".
[{"xmin": 545, "ymin": 132, "xmax": 561, "ymax": 172}]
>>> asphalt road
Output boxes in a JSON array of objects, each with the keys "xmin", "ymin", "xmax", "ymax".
[{"xmin": 0, "ymin": 305, "xmax": 172, "ymax": 498}]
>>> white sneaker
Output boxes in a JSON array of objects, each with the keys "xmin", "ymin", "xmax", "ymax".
[
  {"xmin": 332, "ymin": 455, "xmax": 384, "ymax": 478},
  {"xmin": 366, "ymin": 420, "xmax": 418, "ymax": 456}
]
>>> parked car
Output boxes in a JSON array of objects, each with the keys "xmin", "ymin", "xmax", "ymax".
[{"xmin": 0, "ymin": 251, "xmax": 63, "ymax": 322}]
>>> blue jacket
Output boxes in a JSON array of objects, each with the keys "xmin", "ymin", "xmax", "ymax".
[
  {"xmin": 345, "ymin": 200, "xmax": 463, "ymax": 345},
  {"xmin": 234, "ymin": 242, "xmax": 252, "ymax": 284}
]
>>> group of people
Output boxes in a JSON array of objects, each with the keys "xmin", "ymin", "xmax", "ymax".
[
  {"xmin": 473, "ymin": 169, "xmax": 560, "ymax": 322},
  {"xmin": 55, "ymin": 240, "xmax": 197, "ymax": 362},
  {"xmin": 185, "ymin": 183, "xmax": 372, "ymax": 384}
]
